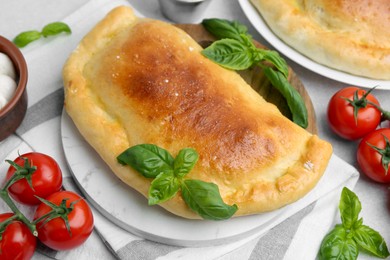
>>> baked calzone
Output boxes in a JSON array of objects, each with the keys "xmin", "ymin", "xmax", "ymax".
[
  {"xmin": 63, "ymin": 6, "xmax": 332, "ymax": 219},
  {"xmin": 250, "ymin": 0, "xmax": 390, "ymax": 80}
]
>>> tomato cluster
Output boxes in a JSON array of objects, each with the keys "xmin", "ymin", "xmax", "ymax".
[
  {"xmin": 327, "ymin": 87, "xmax": 390, "ymax": 183},
  {"xmin": 0, "ymin": 152, "xmax": 94, "ymax": 260}
]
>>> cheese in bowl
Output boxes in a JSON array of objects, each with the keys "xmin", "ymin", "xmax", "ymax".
[
  {"xmin": 63, "ymin": 6, "xmax": 332, "ymax": 219},
  {"xmin": 0, "ymin": 52, "xmax": 17, "ymax": 110}
]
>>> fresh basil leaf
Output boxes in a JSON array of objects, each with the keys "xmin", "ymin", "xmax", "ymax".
[
  {"xmin": 13, "ymin": 30, "xmax": 41, "ymax": 48},
  {"xmin": 339, "ymin": 187, "xmax": 361, "ymax": 229},
  {"xmin": 41, "ymin": 22, "xmax": 71, "ymax": 37},
  {"xmin": 262, "ymin": 67, "xmax": 308, "ymax": 128},
  {"xmin": 202, "ymin": 38, "xmax": 255, "ymax": 70},
  {"xmin": 354, "ymin": 225, "xmax": 390, "ymax": 258},
  {"xmin": 174, "ymin": 148, "xmax": 199, "ymax": 178},
  {"xmin": 320, "ymin": 224, "xmax": 359, "ymax": 260},
  {"xmin": 261, "ymin": 50, "xmax": 289, "ymax": 78},
  {"xmin": 148, "ymin": 172, "xmax": 179, "ymax": 205},
  {"xmin": 181, "ymin": 179, "xmax": 238, "ymax": 220},
  {"xmin": 202, "ymin": 18, "xmax": 248, "ymax": 43},
  {"xmin": 117, "ymin": 144, "xmax": 174, "ymax": 178}
]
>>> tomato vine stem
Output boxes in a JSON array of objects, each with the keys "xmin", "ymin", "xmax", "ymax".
[
  {"xmin": 367, "ymin": 100, "xmax": 390, "ymax": 122},
  {"xmin": 0, "ymin": 188, "xmax": 37, "ymax": 236}
]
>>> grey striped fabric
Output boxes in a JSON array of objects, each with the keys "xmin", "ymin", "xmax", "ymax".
[
  {"xmin": 249, "ymin": 204, "xmax": 315, "ymax": 260},
  {"xmin": 17, "ymin": 88, "xmax": 64, "ymax": 135},
  {"xmin": 117, "ymin": 240, "xmax": 182, "ymax": 260}
]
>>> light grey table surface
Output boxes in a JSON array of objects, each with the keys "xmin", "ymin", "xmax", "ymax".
[{"xmin": 0, "ymin": 0, "xmax": 389, "ymax": 259}]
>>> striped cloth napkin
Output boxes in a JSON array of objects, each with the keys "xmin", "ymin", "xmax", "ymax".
[{"xmin": 0, "ymin": 0, "xmax": 359, "ymax": 259}]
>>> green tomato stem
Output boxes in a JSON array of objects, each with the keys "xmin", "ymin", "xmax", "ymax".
[
  {"xmin": 2, "ymin": 173, "xmax": 24, "ymax": 191},
  {"xmin": 0, "ymin": 214, "xmax": 18, "ymax": 229},
  {"xmin": 0, "ymin": 214, "xmax": 18, "ymax": 240},
  {"xmin": 32, "ymin": 210, "xmax": 53, "ymax": 225},
  {"xmin": 367, "ymin": 101, "xmax": 390, "ymax": 122},
  {"xmin": 0, "ymin": 189, "xmax": 38, "ymax": 236},
  {"xmin": 2, "ymin": 174, "xmax": 16, "ymax": 191}
]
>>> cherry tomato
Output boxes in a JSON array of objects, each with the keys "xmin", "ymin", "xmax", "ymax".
[
  {"xmin": 33, "ymin": 191, "xmax": 94, "ymax": 250},
  {"xmin": 327, "ymin": 87, "xmax": 381, "ymax": 140},
  {"xmin": 6, "ymin": 152, "xmax": 63, "ymax": 205},
  {"xmin": 357, "ymin": 128, "xmax": 390, "ymax": 183},
  {"xmin": 0, "ymin": 213, "xmax": 36, "ymax": 260}
]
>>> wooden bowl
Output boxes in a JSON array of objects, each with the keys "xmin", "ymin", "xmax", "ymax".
[{"xmin": 0, "ymin": 35, "xmax": 28, "ymax": 141}]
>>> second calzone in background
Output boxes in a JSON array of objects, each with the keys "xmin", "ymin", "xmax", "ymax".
[
  {"xmin": 63, "ymin": 6, "xmax": 332, "ymax": 219},
  {"xmin": 249, "ymin": 0, "xmax": 390, "ymax": 80}
]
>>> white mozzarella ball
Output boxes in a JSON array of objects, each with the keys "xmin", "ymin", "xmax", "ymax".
[
  {"xmin": 0, "ymin": 94, "xmax": 8, "ymax": 110},
  {"xmin": 0, "ymin": 52, "xmax": 16, "ymax": 80},
  {"xmin": 0, "ymin": 74, "xmax": 17, "ymax": 102}
]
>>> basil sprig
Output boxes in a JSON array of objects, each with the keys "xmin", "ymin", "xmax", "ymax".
[
  {"xmin": 13, "ymin": 22, "xmax": 71, "ymax": 48},
  {"xmin": 117, "ymin": 144, "xmax": 238, "ymax": 220},
  {"xmin": 319, "ymin": 187, "xmax": 389, "ymax": 259},
  {"xmin": 201, "ymin": 18, "xmax": 308, "ymax": 128}
]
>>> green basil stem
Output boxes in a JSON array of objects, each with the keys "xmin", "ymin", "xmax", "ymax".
[{"xmin": 0, "ymin": 188, "xmax": 37, "ymax": 236}]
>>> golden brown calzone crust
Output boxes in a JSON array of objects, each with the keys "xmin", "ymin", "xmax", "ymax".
[
  {"xmin": 63, "ymin": 6, "xmax": 332, "ymax": 219},
  {"xmin": 250, "ymin": 0, "xmax": 390, "ymax": 80}
]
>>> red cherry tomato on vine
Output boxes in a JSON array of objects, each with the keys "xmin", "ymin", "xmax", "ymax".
[
  {"xmin": 0, "ymin": 213, "xmax": 36, "ymax": 260},
  {"xmin": 327, "ymin": 87, "xmax": 381, "ymax": 140},
  {"xmin": 357, "ymin": 128, "xmax": 390, "ymax": 183},
  {"xmin": 33, "ymin": 191, "xmax": 94, "ymax": 250},
  {"xmin": 6, "ymin": 152, "xmax": 63, "ymax": 205}
]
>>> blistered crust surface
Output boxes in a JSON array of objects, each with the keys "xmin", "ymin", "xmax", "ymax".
[
  {"xmin": 250, "ymin": 0, "xmax": 390, "ymax": 80},
  {"xmin": 63, "ymin": 6, "xmax": 332, "ymax": 219}
]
